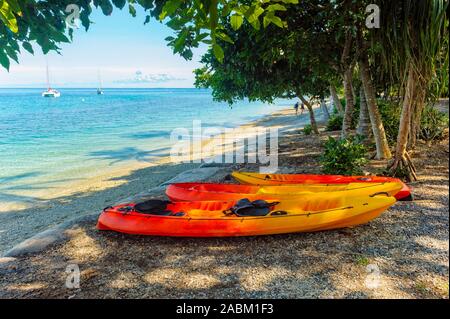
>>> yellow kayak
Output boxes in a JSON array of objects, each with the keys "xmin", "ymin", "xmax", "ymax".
[
  {"xmin": 231, "ymin": 171, "xmax": 412, "ymax": 201},
  {"xmin": 166, "ymin": 182, "xmax": 404, "ymax": 202},
  {"xmin": 98, "ymin": 193, "xmax": 398, "ymax": 236}
]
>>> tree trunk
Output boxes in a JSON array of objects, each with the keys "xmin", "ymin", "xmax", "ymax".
[
  {"xmin": 408, "ymin": 86, "xmax": 426, "ymax": 148},
  {"xmin": 359, "ymin": 58, "xmax": 392, "ymax": 159},
  {"xmin": 298, "ymin": 94, "xmax": 320, "ymax": 134},
  {"xmin": 388, "ymin": 65, "xmax": 418, "ymax": 181},
  {"xmin": 320, "ymin": 98, "xmax": 330, "ymax": 121},
  {"xmin": 352, "ymin": 83, "xmax": 357, "ymax": 104},
  {"xmin": 356, "ymin": 86, "xmax": 371, "ymax": 138},
  {"xmin": 329, "ymin": 84, "xmax": 343, "ymax": 114},
  {"xmin": 341, "ymin": 65, "xmax": 355, "ymax": 138}
]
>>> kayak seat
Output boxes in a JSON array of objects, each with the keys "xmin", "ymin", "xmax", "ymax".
[
  {"xmin": 134, "ymin": 199, "xmax": 172, "ymax": 216},
  {"xmin": 229, "ymin": 198, "xmax": 278, "ymax": 217}
]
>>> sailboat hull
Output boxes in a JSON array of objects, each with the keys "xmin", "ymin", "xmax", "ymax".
[{"xmin": 42, "ymin": 91, "xmax": 60, "ymax": 98}]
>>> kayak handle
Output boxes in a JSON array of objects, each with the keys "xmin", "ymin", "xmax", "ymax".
[
  {"xmin": 369, "ymin": 192, "xmax": 390, "ymax": 197},
  {"xmin": 271, "ymin": 211, "xmax": 288, "ymax": 216}
]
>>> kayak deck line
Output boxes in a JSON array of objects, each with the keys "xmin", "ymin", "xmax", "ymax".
[{"xmin": 103, "ymin": 204, "xmax": 357, "ymax": 221}]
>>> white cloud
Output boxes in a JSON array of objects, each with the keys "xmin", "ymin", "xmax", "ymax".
[{"xmin": 113, "ymin": 71, "xmax": 185, "ymax": 84}]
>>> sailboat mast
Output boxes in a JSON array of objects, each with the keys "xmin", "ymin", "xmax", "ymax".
[
  {"xmin": 46, "ymin": 62, "xmax": 50, "ymax": 89},
  {"xmin": 98, "ymin": 69, "xmax": 103, "ymax": 90}
]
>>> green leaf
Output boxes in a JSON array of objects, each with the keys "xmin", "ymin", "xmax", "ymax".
[
  {"xmin": 99, "ymin": 0, "xmax": 113, "ymax": 16},
  {"xmin": 5, "ymin": 0, "xmax": 21, "ymax": 12},
  {"xmin": 129, "ymin": 4, "xmax": 136, "ymax": 17},
  {"xmin": 159, "ymin": 0, "xmax": 181, "ymax": 20},
  {"xmin": 247, "ymin": 6, "xmax": 264, "ymax": 26},
  {"xmin": 0, "ymin": 1, "xmax": 19, "ymax": 33},
  {"xmin": 195, "ymin": 32, "xmax": 209, "ymax": 42},
  {"xmin": 263, "ymin": 12, "xmax": 284, "ymax": 28},
  {"xmin": 230, "ymin": 14, "xmax": 243, "ymax": 30},
  {"xmin": 0, "ymin": 49, "xmax": 10, "ymax": 70},
  {"xmin": 216, "ymin": 32, "xmax": 233, "ymax": 44},
  {"xmin": 263, "ymin": 15, "xmax": 271, "ymax": 28},
  {"xmin": 267, "ymin": 4, "xmax": 287, "ymax": 12},
  {"xmin": 51, "ymin": 30, "xmax": 70, "ymax": 43},
  {"xmin": 112, "ymin": 0, "xmax": 126, "ymax": 9},
  {"xmin": 248, "ymin": 16, "xmax": 260, "ymax": 30},
  {"xmin": 5, "ymin": 45, "xmax": 18, "ymax": 63},
  {"xmin": 172, "ymin": 29, "xmax": 188, "ymax": 53},
  {"xmin": 22, "ymin": 42, "xmax": 34, "ymax": 54},
  {"xmin": 212, "ymin": 43, "xmax": 224, "ymax": 63}
]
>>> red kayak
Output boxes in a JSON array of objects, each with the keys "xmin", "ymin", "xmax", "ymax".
[
  {"xmin": 166, "ymin": 181, "xmax": 404, "ymax": 202},
  {"xmin": 231, "ymin": 172, "xmax": 412, "ymax": 201}
]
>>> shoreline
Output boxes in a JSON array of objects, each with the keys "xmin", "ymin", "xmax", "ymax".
[
  {"xmin": 0, "ymin": 105, "xmax": 314, "ymax": 254},
  {"xmin": 0, "ymin": 105, "xmax": 304, "ymax": 213},
  {"xmin": 0, "ymin": 116, "xmax": 447, "ymax": 298}
]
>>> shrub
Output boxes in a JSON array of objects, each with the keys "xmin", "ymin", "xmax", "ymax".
[
  {"xmin": 419, "ymin": 106, "xmax": 449, "ymax": 144},
  {"xmin": 303, "ymin": 124, "xmax": 313, "ymax": 135},
  {"xmin": 331, "ymin": 97, "xmax": 358, "ymax": 129},
  {"xmin": 320, "ymin": 136, "xmax": 368, "ymax": 175},
  {"xmin": 326, "ymin": 114, "xmax": 343, "ymax": 131}
]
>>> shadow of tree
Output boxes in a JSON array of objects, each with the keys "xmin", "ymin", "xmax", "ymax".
[
  {"xmin": 0, "ymin": 162, "xmax": 199, "ymax": 254},
  {"xmin": 122, "ymin": 130, "xmax": 169, "ymax": 140},
  {"xmin": 0, "ymin": 128, "xmax": 447, "ymax": 299},
  {"xmin": 88, "ymin": 147, "xmax": 172, "ymax": 165}
]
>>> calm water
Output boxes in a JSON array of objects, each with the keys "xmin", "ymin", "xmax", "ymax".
[{"xmin": 0, "ymin": 88, "xmax": 289, "ymax": 206}]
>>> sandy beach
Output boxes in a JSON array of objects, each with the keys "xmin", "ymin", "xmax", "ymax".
[
  {"xmin": 0, "ymin": 106, "xmax": 310, "ymax": 254},
  {"xmin": 0, "ymin": 103, "xmax": 448, "ymax": 299}
]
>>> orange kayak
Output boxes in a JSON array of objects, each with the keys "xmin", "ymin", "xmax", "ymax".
[
  {"xmin": 231, "ymin": 172, "xmax": 412, "ymax": 201},
  {"xmin": 166, "ymin": 182, "xmax": 403, "ymax": 202},
  {"xmin": 97, "ymin": 193, "xmax": 398, "ymax": 237}
]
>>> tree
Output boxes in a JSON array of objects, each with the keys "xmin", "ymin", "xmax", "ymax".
[
  {"xmin": 320, "ymin": 97, "xmax": 330, "ymax": 121},
  {"xmin": 356, "ymin": 86, "xmax": 371, "ymax": 138},
  {"xmin": 374, "ymin": 0, "xmax": 448, "ymax": 180},
  {"xmin": 0, "ymin": 0, "xmax": 136, "ymax": 70},
  {"xmin": 339, "ymin": 29, "xmax": 356, "ymax": 138},
  {"xmin": 193, "ymin": 1, "xmax": 343, "ymax": 134},
  {"xmin": 357, "ymin": 27, "xmax": 392, "ymax": 159},
  {"xmin": 329, "ymin": 83, "xmax": 343, "ymax": 114},
  {"xmin": 0, "ymin": 0, "xmax": 295, "ymax": 70}
]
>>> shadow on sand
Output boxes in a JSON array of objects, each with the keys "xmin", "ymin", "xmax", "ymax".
[{"xmin": 0, "ymin": 153, "xmax": 448, "ymax": 298}]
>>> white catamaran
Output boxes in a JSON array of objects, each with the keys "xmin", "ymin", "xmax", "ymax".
[{"xmin": 42, "ymin": 62, "xmax": 60, "ymax": 98}]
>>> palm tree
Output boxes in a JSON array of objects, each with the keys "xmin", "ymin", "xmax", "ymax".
[{"xmin": 374, "ymin": 0, "xmax": 448, "ymax": 181}]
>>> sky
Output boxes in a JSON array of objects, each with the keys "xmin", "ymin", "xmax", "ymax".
[{"xmin": 0, "ymin": 6, "xmax": 206, "ymax": 88}]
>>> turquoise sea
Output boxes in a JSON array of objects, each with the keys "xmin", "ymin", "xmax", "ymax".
[{"xmin": 0, "ymin": 88, "xmax": 289, "ymax": 208}]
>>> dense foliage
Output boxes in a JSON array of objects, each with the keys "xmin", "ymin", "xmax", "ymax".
[
  {"xmin": 320, "ymin": 136, "xmax": 368, "ymax": 176},
  {"xmin": 325, "ymin": 114, "xmax": 343, "ymax": 132},
  {"xmin": 1, "ymin": 0, "xmax": 448, "ymax": 180},
  {"xmin": 0, "ymin": 0, "xmax": 295, "ymax": 70},
  {"xmin": 378, "ymin": 100, "xmax": 402, "ymax": 144},
  {"xmin": 303, "ymin": 124, "xmax": 313, "ymax": 136},
  {"xmin": 419, "ymin": 106, "xmax": 449, "ymax": 144}
]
